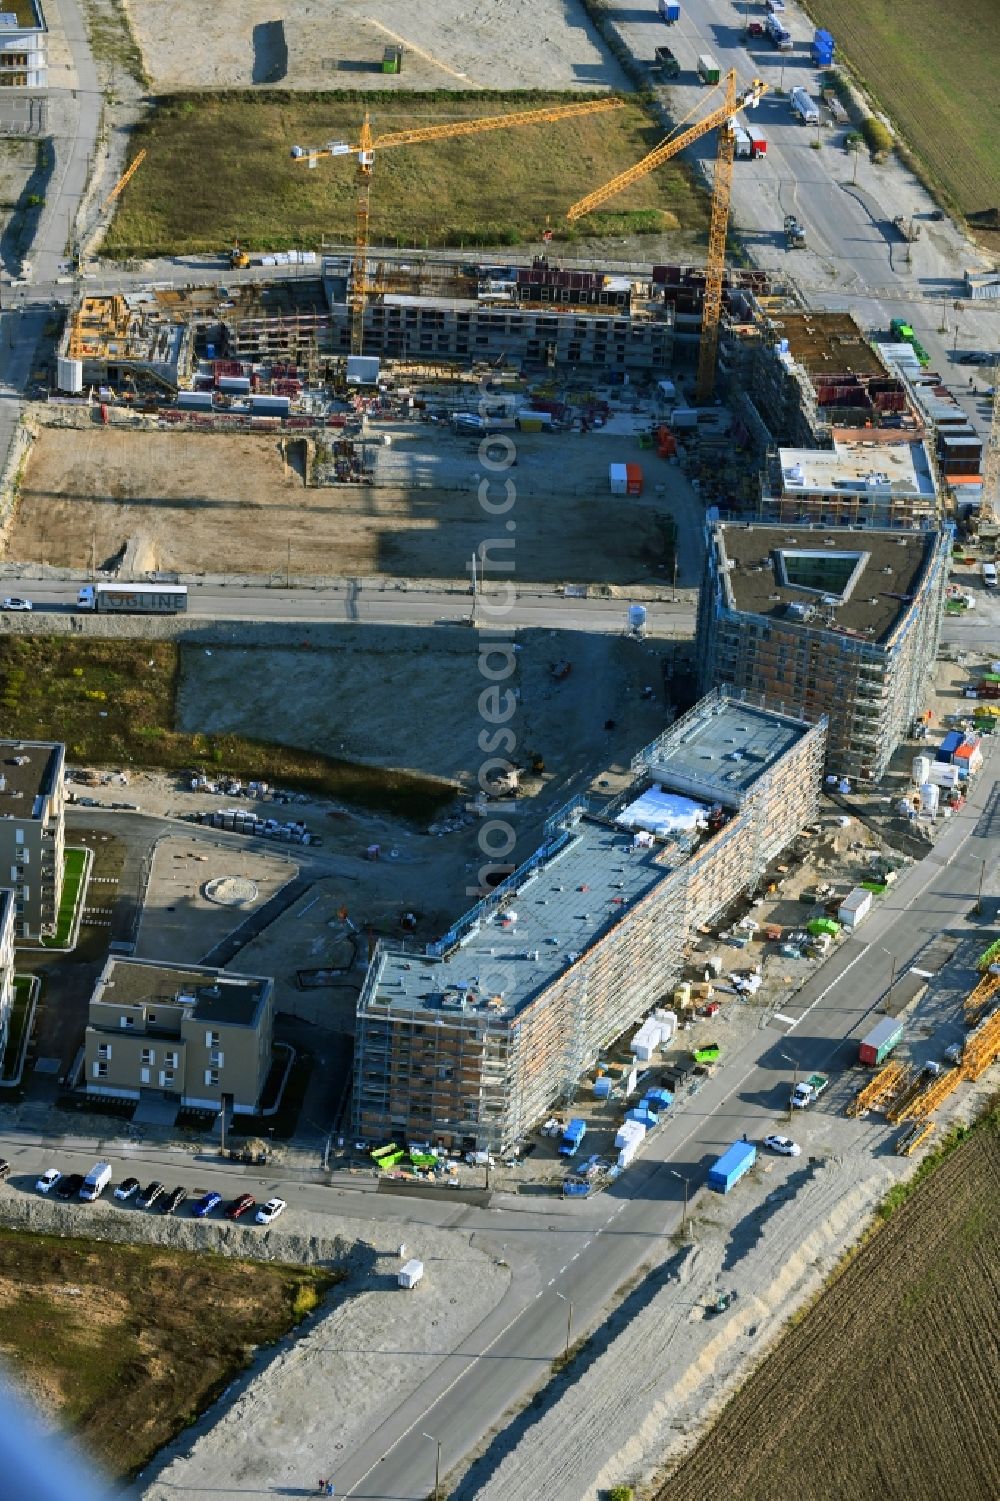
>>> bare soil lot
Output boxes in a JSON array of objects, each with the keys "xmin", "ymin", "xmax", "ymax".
[
  {"xmin": 125, "ymin": 0, "xmax": 627, "ymax": 93},
  {"xmin": 11, "ymin": 427, "xmax": 673, "ymax": 585},
  {"xmin": 658, "ymin": 1114, "xmax": 1000, "ymax": 1501}
]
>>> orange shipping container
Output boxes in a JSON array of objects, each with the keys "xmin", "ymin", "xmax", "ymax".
[{"xmin": 625, "ymin": 462, "xmax": 643, "ymax": 496}]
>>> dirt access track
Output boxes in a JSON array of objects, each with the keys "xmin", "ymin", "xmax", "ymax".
[
  {"xmin": 10, "ymin": 427, "xmax": 673, "ymax": 584},
  {"xmin": 125, "ymin": 0, "xmax": 627, "ymax": 93}
]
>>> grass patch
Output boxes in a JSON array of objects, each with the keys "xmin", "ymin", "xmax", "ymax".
[
  {"xmin": 102, "ymin": 89, "xmax": 709, "ymax": 258},
  {"xmin": 40, "ymin": 848, "xmax": 87, "ymax": 949},
  {"xmin": 803, "ymin": 0, "xmax": 1000, "ymax": 231},
  {"xmin": 1, "ymin": 976, "xmax": 34, "ymax": 1081},
  {"xmin": 0, "ymin": 1228, "xmax": 339, "ymax": 1481},
  {"xmin": 81, "ymin": 0, "xmax": 149, "ymax": 88},
  {"xmin": 0, "ymin": 638, "xmax": 455, "ymax": 821}
]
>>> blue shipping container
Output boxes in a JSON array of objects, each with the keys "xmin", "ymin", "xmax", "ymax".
[
  {"xmin": 659, "ymin": 0, "xmax": 681, "ymax": 21},
  {"xmin": 707, "ymin": 1139, "xmax": 757, "ymax": 1193},
  {"xmin": 646, "ymin": 1087, "xmax": 674, "ymax": 1108},
  {"xmin": 937, "ymin": 731, "xmax": 963, "ymax": 762},
  {"xmin": 626, "ymin": 1108, "xmax": 658, "ymax": 1129},
  {"xmin": 559, "ymin": 1118, "xmax": 587, "ymax": 1155}
]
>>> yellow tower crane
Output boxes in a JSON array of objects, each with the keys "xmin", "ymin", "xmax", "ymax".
[
  {"xmin": 103, "ymin": 148, "xmax": 147, "ymax": 209},
  {"xmin": 566, "ymin": 71, "xmax": 767, "ymax": 402},
  {"xmin": 291, "ymin": 97, "xmax": 625, "ymax": 357}
]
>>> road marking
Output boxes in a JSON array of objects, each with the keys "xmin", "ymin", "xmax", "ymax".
[
  {"xmin": 558, "ymin": 1265, "xmax": 568, "ymax": 1275},
  {"xmin": 570, "ymin": 1252, "xmax": 580, "ymax": 1262},
  {"xmin": 911, "ymin": 967, "xmax": 935, "ymax": 978},
  {"xmin": 772, "ymin": 1012, "xmax": 797, "ymax": 1026},
  {"xmin": 781, "ymin": 948, "xmax": 869, "ymax": 1033},
  {"xmin": 546, "ymin": 1277, "xmax": 555, "ymax": 1287}
]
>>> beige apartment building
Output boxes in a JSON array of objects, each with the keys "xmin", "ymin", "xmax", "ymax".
[
  {"xmin": 0, "ymin": 739, "xmax": 65, "ymax": 940},
  {"xmin": 84, "ymin": 959, "xmax": 274, "ymax": 1114}
]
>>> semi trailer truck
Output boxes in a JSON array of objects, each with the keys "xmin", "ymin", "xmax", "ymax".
[{"xmin": 77, "ymin": 584, "xmax": 188, "ymax": 614}]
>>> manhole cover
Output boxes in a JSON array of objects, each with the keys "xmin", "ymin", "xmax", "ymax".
[{"xmin": 204, "ymin": 876, "xmax": 258, "ymax": 907}]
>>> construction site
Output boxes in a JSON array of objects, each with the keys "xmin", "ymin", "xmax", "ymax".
[{"xmin": 353, "ymin": 690, "xmax": 826, "ymax": 1151}]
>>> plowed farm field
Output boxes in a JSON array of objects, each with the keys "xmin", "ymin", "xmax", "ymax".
[
  {"xmin": 807, "ymin": 1, "xmax": 1000, "ymax": 242},
  {"xmin": 657, "ymin": 1117, "xmax": 1000, "ymax": 1501}
]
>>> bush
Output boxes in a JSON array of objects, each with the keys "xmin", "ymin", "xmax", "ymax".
[
  {"xmin": 608, "ymin": 1489, "xmax": 635, "ymax": 1501},
  {"xmin": 861, "ymin": 116, "xmax": 893, "ymax": 157}
]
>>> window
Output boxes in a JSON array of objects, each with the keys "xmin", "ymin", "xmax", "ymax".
[
  {"xmin": 141, "ymin": 1048, "xmax": 155, "ymax": 1066},
  {"xmin": 93, "ymin": 1061, "xmax": 108, "ymax": 1079},
  {"xmin": 205, "ymin": 1030, "xmax": 220, "ymax": 1048},
  {"xmin": 140, "ymin": 1067, "xmax": 150, "ymax": 1084},
  {"xmin": 209, "ymin": 1049, "xmax": 224, "ymax": 1068},
  {"xmin": 98, "ymin": 1043, "xmax": 112, "ymax": 1061},
  {"xmin": 120, "ymin": 1015, "xmax": 134, "ymax": 1029},
  {"xmin": 164, "ymin": 1051, "xmax": 179, "ymax": 1068},
  {"xmin": 159, "ymin": 1069, "xmax": 175, "ymax": 1087},
  {"xmin": 205, "ymin": 1069, "xmax": 220, "ymax": 1087}
]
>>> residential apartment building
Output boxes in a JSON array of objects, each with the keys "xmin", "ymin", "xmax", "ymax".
[
  {"xmin": 353, "ymin": 692, "xmax": 826, "ymax": 1152},
  {"xmin": 0, "ymin": 739, "xmax": 65, "ymax": 940},
  {"xmin": 0, "ymin": 5, "xmax": 47, "ymax": 88},
  {"xmin": 0, "ymin": 890, "xmax": 16, "ymax": 1075},
  {"xmin": 84, "ymin": 959, "xmax": 274, "ymax": 1114},
  {"xmin": 696, "ymin": 520, "xmax": 952, "ymax": 783}
]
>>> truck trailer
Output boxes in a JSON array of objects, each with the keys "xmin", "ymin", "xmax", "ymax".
[
  {"xmin": 707, "ymin": 1139, "xmax": 756, "ymax": 1193},
  {"xmin": 859, "ymin": 1017, "xmax": 904, "ymax": 1067},
  {"xmin": 77, "ymin": 583, "xmax": 188, "ymax": 614}
]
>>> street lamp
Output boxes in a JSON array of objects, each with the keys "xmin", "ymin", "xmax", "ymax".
[
  {"xmin": 779, "ymin": 1050, "xmax": 799, "ymax": 1120},
  {"xmin": 669, "ymin": 1168, "xmax": 690, "ymax": 1237},
  {"xmin": 422, "ymin": 1432, "xmax": 442, "ymax": 1499},
  {"xmin": 554, "ymin": 1291, "xmax": 573, "ymax": 1357},
  {"xmin": 874, "ymin": 945, "xmax": 897, "ymax": 996}
]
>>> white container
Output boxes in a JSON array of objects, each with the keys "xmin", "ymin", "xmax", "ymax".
[
  {"xmin": 920, "ymin": 782, "xmax": 940, "ymax": 816},
  {"xmin": 911, "ymin": 755, "xmax": 931, "ymax": 786},
  {"xmin": 398, "ymin": 1258, "xmax": 424, "ymax": 1289},
  {"xmin": 609, "ymin": 463, "xmax": 628, "ymax": 495},
  {"xmin": 57, "ymin": 356, "xmax": 84, "ymax": 393},
  {"xmin": 927, "ymin": 762, "xmax": 960, "ymax": 789},
  {"xmin": 617, "ymin": 1138, "xmax": 640, "ymax": 1169},
  {"xmin": 615, "ymin": 1120, "xmax": 646, "ymax": 1150},
  {"xmin": 838, "ymin": 888, "xmax": 873, "ymax": 928}
]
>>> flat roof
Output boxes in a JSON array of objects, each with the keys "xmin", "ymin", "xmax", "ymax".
[
  {"xmin": 715, "ymin": 523, "xmax": 933, "ymax": 641},
  {"xmin": 96, "ymin": 959, "xmax": 269, "ymax": 1027},
  {"xmin": 639, "ymin": 698, "xmax": 808, "ymax": 799},
  {"xmin": 766, "ymin": 310, "xmax": 885, "ymax": 379},
  {"xmin": 0, "ymin": 740, "xmax": 62, "ymax": 817},
  {"xmin": 370, "ymin": 696, "xmax": 814, "ymax": 1022},
  {"xmin": 777, "ymin": 436, "xmax": 935, "ymax": 499}
]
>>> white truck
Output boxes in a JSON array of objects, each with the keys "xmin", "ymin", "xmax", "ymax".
[
  {"xmin": 791, "ymin": 1072, "xmax": 829, "ymax": 1109},
  {"xmin": 80, "ymin": 1162, "xmax": 112, "ymax": 1201},
  {"xmin": 790, "ymin": 87, "xmax": 820, "ymax": 125},
  {"xmin": 77, "ymin": 583, "xmax": 188, "ymax": 614}
]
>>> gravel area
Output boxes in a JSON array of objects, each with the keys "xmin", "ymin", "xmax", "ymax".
[{"xmin": 125, "ymin": 0, "xmax": 628, "ymax": 93}]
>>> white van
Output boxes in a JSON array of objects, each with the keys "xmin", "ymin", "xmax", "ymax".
[
  {"xmin": 983, "ymin": 561, "xmax": 998, "ymax": 588},
  {"xmin": 80, "ymin": 1162, "xmax": 112, "ymax": 1201}
]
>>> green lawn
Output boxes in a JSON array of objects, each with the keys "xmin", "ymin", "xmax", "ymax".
[
  {"xmin": 1, "ymin": 976, "xmax": 34, "ymax": 1082},
  {"xmin": 41, "ymin": 847, "xmax": 87, "ymax": 949},
  {"xmin": 807, "ymin": 1, "xmax": 1000, "ymax": 231},
  {"xmin": 102, "ymin": 89, "xmax": 709, "ymax": 258}
]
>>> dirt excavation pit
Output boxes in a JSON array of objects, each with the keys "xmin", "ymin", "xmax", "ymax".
[
  {"xmin": 10, "ymin": 427, "xmax": 674, "ymax": 585},
  {"xmin": 126, "ymin": 0, "xmax": 627, "ymax": 93}
]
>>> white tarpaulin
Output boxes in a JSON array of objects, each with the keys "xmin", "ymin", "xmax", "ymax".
[{"xmin": 616, "ymin": 785, "xmax": 707, "ymax": 837}]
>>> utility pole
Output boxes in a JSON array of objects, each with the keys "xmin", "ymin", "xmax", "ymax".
[
  {"xmin": 975, "ymin": 858, "xmax": 986, "ymax": 914},
  {"xmin": 555, "ymin": 1291, "xmax": 573, "ymax": 1357},
  {"xmin": 422, "ymin": 1432, "xmax": 441, "ymax": 1499},
  {"xmin": 670, "ymin": 1168, "xmax": 690, "ymax": 1236}
]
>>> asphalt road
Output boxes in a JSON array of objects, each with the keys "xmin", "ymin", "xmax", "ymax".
[{"xmin": 311, "ymin": 750, "xmax": 1000, "ymax": 1499}]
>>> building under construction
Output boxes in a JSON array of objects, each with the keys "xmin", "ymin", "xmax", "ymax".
[
  {"xmin": 760, "ymin": 432, "xmax": 939, "ymax": 529},
  {"xmin": 352, "ymin": 691, "xmax": 826, "ymax": 1152},
  {"xmin": 321, "ymin": 255, "xmax": 675, "ymax": 371},
  {"xmin": 696, "ymin": 520, "xmax": 952, "ymax": 783}
]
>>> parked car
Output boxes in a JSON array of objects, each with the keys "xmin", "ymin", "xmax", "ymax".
[
  {"xmin": 137, "ymin": 1180, "xmax": 164, "ymax": 1208},
  {"xmin": 225, "ymin": 1193, "xmax": 256, "ymax": 1220},
  {"xmin": 763, "ymin": 1134, "xmax": 802, "ymax": 1157},
  {"xmin": 36, "ymin": 1168, "xmax": 61, "ymax": 1194},
  {"xmin": 192, "ymin": 1191, "xmax": 222, "ymax": 1219},
  {"xmin": 1, "ymin": 597, "xmax": 32, "ymax": 611},
  {"xmin": 114, "ymin": 1176, "xmax": 140, "ymax": 1201},
  {"xmin": 55, "ymin": 1172, "xmax": 85, "ymax": 1200},
  {"xmin": 255, "ymin": 1197, "xmax": 287, "ymax": 1225},
  {"xmin": 0, "ymin": 1159, "xmax": 11, "ymax": 1182},
  {"xmin": 161, "ymin": 1186, "xmax": 187, "ymax": 1215}
]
